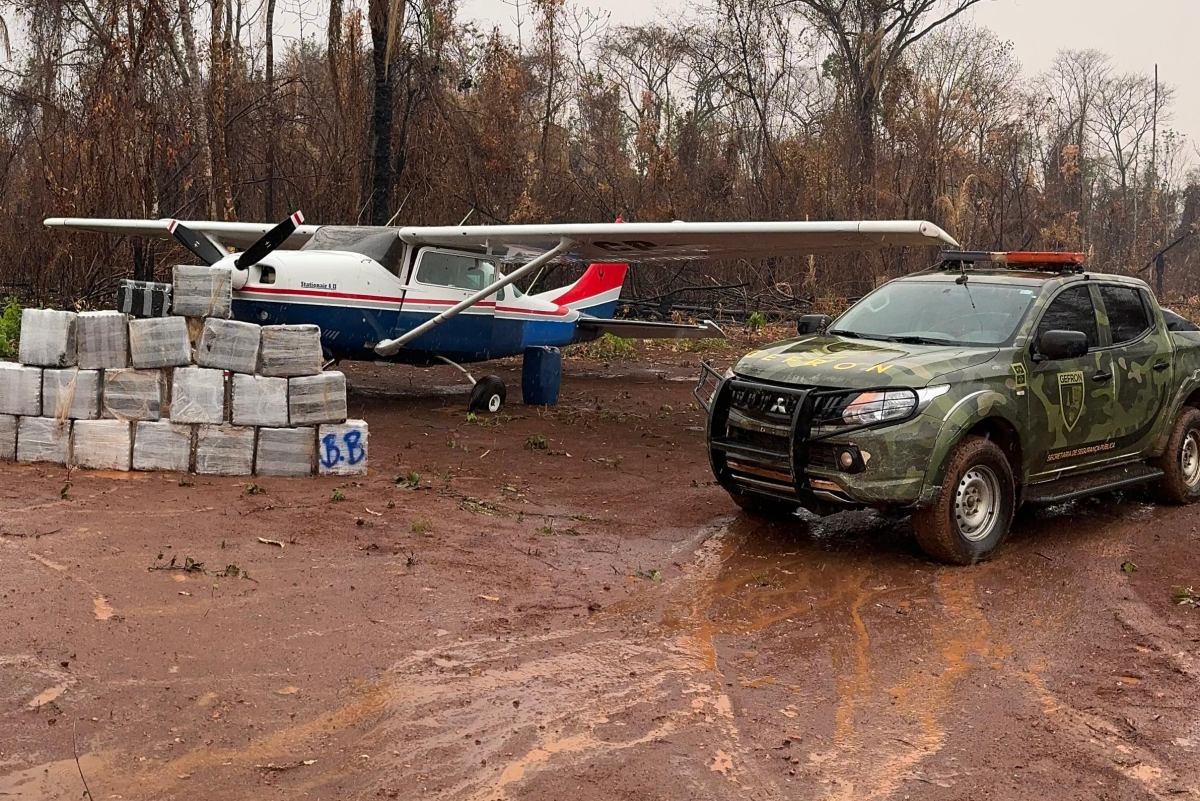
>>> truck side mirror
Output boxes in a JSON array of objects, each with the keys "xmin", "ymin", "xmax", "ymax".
[
  {"xmin": 1037, "ymin": 329, "xmax": 1088, "ymax": 361},
  {"xmin": 797, "ymin": 314, "xmax": 832, "ymax": 335}
]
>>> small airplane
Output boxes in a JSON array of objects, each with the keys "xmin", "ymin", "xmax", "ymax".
[{"xmin": 44, "ymin": 214, "xmax": 958, "ymax": 411}]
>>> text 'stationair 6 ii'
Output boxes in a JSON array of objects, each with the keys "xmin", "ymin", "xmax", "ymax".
[
  {"xmin": 697, "ymin": 250, "xmax": 1200, "ymax": 565},
  {"xmin": 46, "ymin": 215, "xmax": 953, "ymax": 412}
]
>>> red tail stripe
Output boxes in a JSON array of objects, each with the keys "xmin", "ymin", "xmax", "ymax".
[{"xmin": 553, "ymin": 262, "xmax": 628, "ymax": 306}]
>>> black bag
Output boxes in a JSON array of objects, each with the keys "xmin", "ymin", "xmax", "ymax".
[{"xmin": 116, "ymin": 279, "xmax": 173, "ymax": 318}]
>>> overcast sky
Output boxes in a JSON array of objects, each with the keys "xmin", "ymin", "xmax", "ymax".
[{"xmin": 460, "ymin": 0, "xmax": 1200, "ymax": 148}]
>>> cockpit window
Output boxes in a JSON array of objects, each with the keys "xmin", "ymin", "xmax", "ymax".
[
  {"xmin": 300, "ymin": 226, "xmax": 405, "ymax": 275},
  {"xmin": 415, "ymin": 250, "xmax": 497, "ymax": 292}
]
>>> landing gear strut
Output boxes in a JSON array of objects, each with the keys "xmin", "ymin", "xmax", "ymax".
[{"xmin": 437, "ymin": 356, "xmax": 506, "ymax": 414}]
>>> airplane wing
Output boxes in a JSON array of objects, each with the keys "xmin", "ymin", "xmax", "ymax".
[
  {"xmin": 44, "ymin": 217, "xmax": 958, "ymax": 260},
  {"xmin": 43, "ymin": 217, "xmax": 321, "ymax": 250},
  {"xmin": 576, "ymin": 317, "xmax": 725, "ymax": 340},
  {"xmin": 397, "ymin": 220, "xmax": 959, "ymax": 262}
]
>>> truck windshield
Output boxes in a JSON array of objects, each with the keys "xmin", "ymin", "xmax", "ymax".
[{"xmin": 829, "ymin": 280, "xmax": 1037, "ymax": 346}]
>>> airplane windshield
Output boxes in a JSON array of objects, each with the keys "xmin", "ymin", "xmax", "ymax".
[{"xmin": 301, "ymin": 227, "xmax": 404, "ymax": 275}]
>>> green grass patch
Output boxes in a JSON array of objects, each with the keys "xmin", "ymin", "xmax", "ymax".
[
  {"xmin": 0, "ymin": 296, "xmax": 21, "ymax": 359},
  {"xmin": 567, "ymin": 333, "xmax": 637, "ymax": 361}
]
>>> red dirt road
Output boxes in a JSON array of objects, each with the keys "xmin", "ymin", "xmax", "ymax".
[{"xmin": 2, "ymin": 355, "xmax": 1199, "ymax": 800}]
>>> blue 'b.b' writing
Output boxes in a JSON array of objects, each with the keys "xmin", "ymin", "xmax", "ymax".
[
  {"xmin": 320, "ymin": 431, "xmax": 366, "ymax": 468},
  {"xmin": 343, "ymin": 431, "xmax": 365, "ymax": 465}
]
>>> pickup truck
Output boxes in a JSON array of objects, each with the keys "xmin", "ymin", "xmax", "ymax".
[{"xmin": 696, "ymin": 251, "xmax": 1200, "ymax": 564}]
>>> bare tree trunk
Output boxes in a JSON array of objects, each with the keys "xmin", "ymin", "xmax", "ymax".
[
  {"xmin": 264, "ymin": 0, "xmax": 277, "ymax": 218},
  {"xmin": 178, "ymin": 0, "xmax": 213, "ymax": 218},
  {"xmin": 327, "ymin": 0, "xmax": 343, "ymax": 114},
  {"xmin": 367, "ymin": 0, "xmax": 395, "ymax": 225},
  {"xmin": 208, "ymin": 0, "xmax": 236, "ymax": 220}
]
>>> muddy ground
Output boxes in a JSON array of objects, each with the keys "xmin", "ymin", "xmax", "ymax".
[{"xmin": 2, "ymin": 347, "xmax": 1200, "ymax": 801}]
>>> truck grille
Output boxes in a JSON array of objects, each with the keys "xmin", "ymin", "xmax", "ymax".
[
  {"xmin": 729, "ymin": 385, "xmax": 801, "ymax": 418},
  {"xmin": 807, "ymin": 442, "xmax": 840, "ymax": 469}
]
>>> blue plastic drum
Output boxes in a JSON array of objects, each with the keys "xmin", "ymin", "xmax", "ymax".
[{"xmin": 522, "ymin": 346, "xmax": 561, "ymax": 406}]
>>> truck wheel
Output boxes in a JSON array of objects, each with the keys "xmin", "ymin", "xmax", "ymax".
[
  {"xmin": 911, "ymin": 436, "xmax": 1015, "ymax": 565},
  {"xmin": 1153, "ymin": 407, "xmax": 1200, "ymax": 505},
  {"xmin": 729, "ymin": 491, "xmax": 799, "ymax": 521}
]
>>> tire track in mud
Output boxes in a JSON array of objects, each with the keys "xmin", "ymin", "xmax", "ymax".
[
  {"xmin": 804, "ymin": 569, "xmax": 1009, "ymax": 801},
  {"xmin": 663, "ymin": 506, "xmax": 1200, "ymax": 801},
  {"xmin": 1004, "ymin": 544, "xmax": 1200, "ymax": 799},
  {"xmin": 644, "ymin": 510, "xmax": 1017, "ymax": 801}
]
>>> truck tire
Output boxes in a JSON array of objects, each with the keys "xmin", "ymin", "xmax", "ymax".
[
  {"xmin": 1152, "ymin": 407, "xmax": 1200, "ymax": 505},
  {"xmin": 911, "ymin": 436, "xmax": 1016, "ymax": 565},
  {"xmin": 729, "ymin": 491, "xmax": 799, "ymax": 521}
]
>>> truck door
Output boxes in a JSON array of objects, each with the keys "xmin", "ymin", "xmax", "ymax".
[
  {"xmin": 1027, "ymin": 284, "xmax": 1118, "ymax": 478},
  {"xmin": 1096, "ymin": 283, "xmax": 1170, "ymax": 460}
]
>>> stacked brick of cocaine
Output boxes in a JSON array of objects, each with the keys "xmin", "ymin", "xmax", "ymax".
[{"xmin": 0, "ymin": 266, "xmax": 368, "ymax": 477}]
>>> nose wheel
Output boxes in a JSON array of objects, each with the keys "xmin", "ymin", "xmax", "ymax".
[
  {"xmin": 469, "ymin": 376, "xmax": 507, "ymax": 413},
  {"xmin": 438, "ymin": 356, "xmax": 506, "ymax": 414}
]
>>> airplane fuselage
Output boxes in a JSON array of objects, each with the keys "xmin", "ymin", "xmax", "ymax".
[{"xmin": 225, "ymin": 245, "xmax": 615, "ymax": 365}]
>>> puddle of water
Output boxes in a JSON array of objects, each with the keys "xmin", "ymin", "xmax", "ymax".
[
  {"xmin": 26, "ymin": 682, "xmax": 69, "ymax": 709},
  {"xmin": 496, "ymin": 733, "xmax": 590, "ymax": 788},
  {"xmin": 0, "ymin": 755, "xmax": 104, "ymax": 800}
]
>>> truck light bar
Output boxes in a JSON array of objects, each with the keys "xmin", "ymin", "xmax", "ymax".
[{"xmin": 939, "ymin": 250, "xmax": 1087, "ymax": 272}]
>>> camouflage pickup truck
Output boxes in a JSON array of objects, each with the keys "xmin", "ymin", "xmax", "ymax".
[{"xmin": 696, "ymin": 251, "xmax": 1200, "ymax": 564}]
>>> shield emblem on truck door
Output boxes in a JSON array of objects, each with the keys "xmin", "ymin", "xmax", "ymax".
[{"xmin": 1058, "ymin": 371, "xmax": 1085, "ymax": 432}]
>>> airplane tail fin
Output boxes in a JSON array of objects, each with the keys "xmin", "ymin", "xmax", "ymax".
[{"xmin": 533, "ymin": 262, "xmax": 628, "ymax": 319}]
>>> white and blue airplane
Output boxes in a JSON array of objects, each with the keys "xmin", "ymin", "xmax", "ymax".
[{"xmin": 44, "ymin": 214, "xmax": 957, "ymax": 411}]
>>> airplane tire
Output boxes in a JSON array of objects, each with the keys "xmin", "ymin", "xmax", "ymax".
[{"xmin": 469, "ymin": 376, "xmax": 506, "ymax": 414}]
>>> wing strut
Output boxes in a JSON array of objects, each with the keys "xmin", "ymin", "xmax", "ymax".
[{"xmin": 373, "ymin": 237, "xmax": 577, "ymax": 357}]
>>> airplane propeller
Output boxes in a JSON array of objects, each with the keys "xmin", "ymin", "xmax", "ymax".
[
  {"xmin": 235, "ymin": 210, "xmax": 305, "ymax": 270},
  {"xmin": 168, "ymin": 219, "xmax": 226, "ymax": 266}
]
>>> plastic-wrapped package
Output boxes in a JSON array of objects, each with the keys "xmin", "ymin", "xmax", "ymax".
[
  {"xmin": 231, "ymin": 374, "xmax": 288, "ymax": 427},
  {"xmin": 43, "ymin": 369, "xmax": 102, "ymax": 420},
  {"xmin": 196, "ymin": 318, "xmax": 260, "ymax": 373},
  {"xmin": 72, "ymin": 420, "xmax": 133, "ymax": 470},
  {"xmin": 289, "ymin": 372, "xmax": 347, "ymax": 425},
  {"xmin": 129, "ymin": 317, "xmax": 192, "ymax": 368},
  {"xmin": 0, "ymin": 363, "xmax": 42, "ymax": 416},
  {"xmin": 17, "ymin": 417, "xmax": 71, "ymax": 464},
  {"xmin": 194, "ymin": 425, "xmax": 255, "ymax": 475},
  {"xmin": 259, "ymin": 325, "xmax": 323, "ymax": 377},
  {"xmin": 0, "ymin": 414, "xmax": 15, "ymax": 461},
  {"xmin": 103, "ymin": 369, "xmax": 164, "ymax": 421},
  {"xmin": 317, "ymin": 419, "xmax": 368, "ymax": 476},
  {"xmin": 77, "ymin": 310, "xmax": 130, "ymax": 369},
  {"xmin": 170, "ymin": 367, "xmax": 226, "ymax": 424},
  {"xmin": 133, "ymin": 421, "xmax": 193, "ymax": 472},
  {"xmin": 256, "ymin": 427, "xmax": 315, "ymax": 477},
  {"xmin": 18, "ymin": 308, "xmax": 77, "ymax": 367},
  {"xmin": 172, "ymin": 265, "xmax": 233, "ymax": 318}
]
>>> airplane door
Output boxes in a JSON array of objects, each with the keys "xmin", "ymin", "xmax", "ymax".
[{"xmin": 397, "ymin": 249, "xmax": 497, "ymax": 359}]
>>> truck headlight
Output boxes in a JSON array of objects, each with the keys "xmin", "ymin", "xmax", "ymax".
[{"xmin": 841, "ymin": 385, "xmax": 949, "ymax": 425}]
